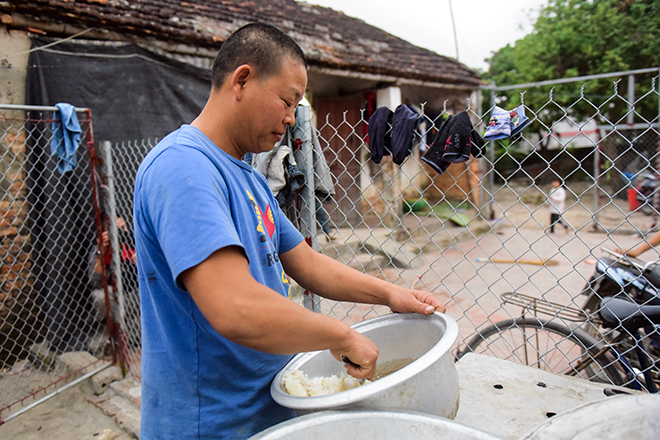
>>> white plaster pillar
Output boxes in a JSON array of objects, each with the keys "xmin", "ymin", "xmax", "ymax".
[
  {"xmin": 374, "ymin": 86, "xmax": 404, "ymax": 229},
  {"xmin": 376, "ymin": 86, "xmax": 402, "ymax": 110}
]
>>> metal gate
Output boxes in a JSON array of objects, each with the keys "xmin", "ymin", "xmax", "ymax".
[{"xmin": 0, "ymin": 104, "xmax": 112, "ymax": 424}]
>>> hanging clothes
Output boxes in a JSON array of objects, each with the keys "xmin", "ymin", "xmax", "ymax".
[
  {"xmin": 368, "ymin": 104, "xmax": 419, "ymax": 165},
  {"xmin": 253, "ymin": 103, "xmax": 335, "ymax": 220},
  {"xmin": 421, "ymin": 110, "xmax": 485, "ymax": 175},
  {"xmin": 368, "ymin": 106, "xmax": 393, "ymax": 164},
  {"xmin": 292, "ymin": 104, "xmax": 335, "ymax": 202},
  {"xmin": 252, "ymin": 133, "xmax": 305, "ymax": 210},
  {"xmin": 391, "ymin": 104, "xmax": 418, "ymax": 165}
]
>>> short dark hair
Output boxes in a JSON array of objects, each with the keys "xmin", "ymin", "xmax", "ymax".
[{"xmin": 211, "ymin": 23, "xmax": 307, "ymax": 89}]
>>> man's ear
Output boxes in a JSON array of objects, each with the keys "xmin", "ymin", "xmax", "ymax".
[{"xmin": 231, "ymin": 64, "xmax": 253, "ymax": 100}]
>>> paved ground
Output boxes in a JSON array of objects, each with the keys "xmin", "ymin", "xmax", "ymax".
[
  {"xmin": 316, "ymin": 180, "xmax": 657, "ymax": 344},
  {"xmin": 3, "ymin": 181, "xmax": 657, "ymax": 439}
]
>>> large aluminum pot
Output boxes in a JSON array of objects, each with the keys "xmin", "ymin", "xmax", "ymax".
[
  {"xmin": 249, "ymin": 410, "xmax": 504, "ymax": 440},
  {"xmin": 271, "ymin": 312, "xmax": 460, "ymax": 418}
]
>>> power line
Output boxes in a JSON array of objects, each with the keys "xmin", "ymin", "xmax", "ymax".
[
  {"xmin": 448, "ymin": 0, "xmax": 459, "ymax": 61},
  {"xmin": 0, "ymin": 27, "xmax": 96, "ymax": 63}
]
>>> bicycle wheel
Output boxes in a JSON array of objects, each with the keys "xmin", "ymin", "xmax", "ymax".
[{"xmin": 458, "ymin": 317, "xmax": 625, "ymax": 386}]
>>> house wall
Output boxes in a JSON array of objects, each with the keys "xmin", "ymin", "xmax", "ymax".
[
  {"xmin": 0, "ymin": 28, "xmax": 42, "ymax": 364},
  {"xmin": 315, "ymin": 96, "xmax": 365, "ymax": 227},
  {"xmin": 0, "ymin": 28, "xmax": 30, "ymax": 105},
  {"xmin": 424, "ymin": 159, "xmax": 481, "ymax": 208}
]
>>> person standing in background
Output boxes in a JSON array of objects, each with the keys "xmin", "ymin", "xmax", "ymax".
[{"xmin": 548, "ymin": 177, "xmax": 569, "ymax": 234}]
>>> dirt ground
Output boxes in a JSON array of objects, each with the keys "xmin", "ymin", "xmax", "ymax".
[
  {"xmin": 0, "ymin": 380, "xmax": 131, "ymax": 440},
  {"xmin": 418, "ymin": 180, "xmax": 657, "ymax": 344}
]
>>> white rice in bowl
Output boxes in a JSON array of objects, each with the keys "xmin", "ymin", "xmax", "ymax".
[{"xmin": 282, "ymin": 369, "xmax": 369, "ymax": 397}]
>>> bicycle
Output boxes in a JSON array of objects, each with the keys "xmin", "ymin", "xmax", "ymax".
[
  {"xmin": 457, "ymin": 291, "xmax": 660, "ymax": 392},
  {"xmin": 457, "ymin": 292, "xmax": 625, "ymax": 385}
]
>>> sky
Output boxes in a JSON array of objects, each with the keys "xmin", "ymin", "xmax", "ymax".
[{"xmin": 308, "ymin": 0, "xmax": 549, "ymax": 72}]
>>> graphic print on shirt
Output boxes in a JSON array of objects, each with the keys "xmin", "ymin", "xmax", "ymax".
[
  {"xmin": 282, "ymin": 269, "xmax": 292, "ymax": 298},
  {"xmin": 246, "ymin": 190, "xmax": 275, "ymax": 242},
  {"xmin": 246, "ymin": 190, "xmax": 291, "ymax": 298}
]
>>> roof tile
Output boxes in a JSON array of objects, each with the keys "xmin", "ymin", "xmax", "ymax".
[{"xmin": 1, "ymin": 0, "xmax": 482, "ymax": 85}]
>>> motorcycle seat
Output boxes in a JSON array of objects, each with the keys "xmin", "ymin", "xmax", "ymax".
[
  {"xmin": 599, "ymin": 297, "xmax": 660, "ymax": 330},
  {"xmin": 644, "ymin": 264, "xmax": 660, "ymax": 289}
]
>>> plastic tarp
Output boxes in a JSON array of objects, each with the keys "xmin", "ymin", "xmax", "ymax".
[
  {"xmin": 26, "ymin": 36, "xmax": 211, "ymax": 143},
  {"xmin": 24, "ymin": 37, "xmax": 211, "ymax": 351}
]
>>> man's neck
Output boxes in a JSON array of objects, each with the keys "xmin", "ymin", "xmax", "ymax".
[{"xmin": 191, "ymin": 99, "xmax": 242, "ymax": 159}]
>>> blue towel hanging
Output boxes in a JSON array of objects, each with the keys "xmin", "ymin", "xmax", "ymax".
[{"xmin": 51, "ymin": 103, "xmax": 82, "ymax": 174}]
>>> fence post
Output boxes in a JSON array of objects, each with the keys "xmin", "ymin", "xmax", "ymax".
[
  {"xmin": 475, "ymin": 89, "xmax": 484, "ymax": 213},
  {"xmin": 101, "ymin": 141, "xmax": 128, "ymax": 348},
  {"xmin": 293, "ymin": 106, "xmax": 317, "ymax": 242},
  {"xmin": 487, "ymin": 88, "xmax": 496, "ymax": 219},
  {"xmin": 477, "ymin": 86, "xmax": 495, "ymax": 220},
  {"xmin": 627, "ymin": 74, "xmax": 635, "ymax": 125},
  {"xmin": 593, "ymin": 143, "xmax": 601, "ymax": 231},
  {"xmin": 292, "ymin": 105, "xmax": 320, "ymax": 312}
]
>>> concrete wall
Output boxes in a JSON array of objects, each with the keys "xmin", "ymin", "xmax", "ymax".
[{"xmin": 0, "ymin": 27, "xmax": 30, "ymax": 105}]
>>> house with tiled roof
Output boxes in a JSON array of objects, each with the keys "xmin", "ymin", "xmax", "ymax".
[{"xmin": 0, "ymin": 0, "xmax": 483, "ymax": 225}]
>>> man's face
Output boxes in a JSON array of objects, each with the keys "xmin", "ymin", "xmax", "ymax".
[
  {"xmin": 237, "ymin": 56, "xmax": 307, "ymax": 155},
  {"xmin": 553, "ymin": 180, "xmax": 560, "ymax": 188}
]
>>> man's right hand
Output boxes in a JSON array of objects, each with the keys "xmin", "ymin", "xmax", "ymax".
[{"xmin": 330, "ymin": 329, "xmax": 378, "ymax": 380}]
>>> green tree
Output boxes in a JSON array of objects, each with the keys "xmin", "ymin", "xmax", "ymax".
[{"xmin": 484, "ymin": 0, "xmax": 660, "ymax": 151}]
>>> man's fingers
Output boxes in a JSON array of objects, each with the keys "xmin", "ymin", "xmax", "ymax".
[
  {"xmin": 431, "ymin": 302, "xmax": 446, "ymax": 313},
  {"xmin": 415, "ymin": 291, "xmax": 446, "ymax": 314},
  {"xmin": 342, "ymin": 356, "xmax": 376, "ymax": 380}
]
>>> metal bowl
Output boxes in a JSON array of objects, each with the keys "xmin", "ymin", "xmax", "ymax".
[
  {"xmin": 249, "ymin": 410, "xmax": 504, "ymax": 440},
  {"xmin": 271, "ymin": 312, "xmax": 460, "ymax": 418}
]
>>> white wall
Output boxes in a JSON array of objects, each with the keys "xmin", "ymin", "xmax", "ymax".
[
  {"xmin": 0, "ymin": 28, "xmax": 31, "ymax": 105},
  {"xmin": 376, "ymin": 86, "xmax": 402, "ymax": 110},
  {"xmin": 362, "ymin": 87, "xmax": 404, "ymax": 204}
]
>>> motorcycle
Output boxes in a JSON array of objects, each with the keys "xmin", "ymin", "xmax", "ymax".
[
  {"xmin": 580, "ymin": 248, "xmax": 660, "ymax": 314},
  {"xmin": 579, "ymin": 248, "xmax": 660, "ymax": 390}
]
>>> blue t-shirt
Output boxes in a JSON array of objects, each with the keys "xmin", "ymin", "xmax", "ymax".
[{"xmin": 133, "ymin": 125, "xmax": 304, "ymax": 440}]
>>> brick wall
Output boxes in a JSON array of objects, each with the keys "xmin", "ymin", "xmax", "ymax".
[{"xmin": 0, "ymin": 130, "xmax": 44, "ymax": 367}]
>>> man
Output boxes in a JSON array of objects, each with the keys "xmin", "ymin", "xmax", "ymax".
[{"xmin": 134, "ymin": 23, "xmax": 445, "ymax": 440}]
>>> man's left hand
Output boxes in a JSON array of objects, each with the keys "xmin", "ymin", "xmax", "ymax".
[{"xmin": 387, "ymin": 286, "xmax": 446, "ymax": 315}]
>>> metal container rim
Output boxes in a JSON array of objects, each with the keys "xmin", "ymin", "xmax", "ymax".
[{"xmin": 271, "ymin": 312, "xmax": 458, "ymax": 408}]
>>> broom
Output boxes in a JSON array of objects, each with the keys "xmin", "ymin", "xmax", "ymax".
[{"xmin": 474, "ymin": 257, "xmax": 559, "ymax": 266}]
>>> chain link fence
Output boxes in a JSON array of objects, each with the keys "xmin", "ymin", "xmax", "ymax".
[
  {"xmin": 0, "ymin": 105, "xmax": 112, "ymax": 422},
  {"xmin": 97, "ymin": 139, "xmax": 156, "ymax": 380},
  {"xmin": 2, "ymin": 68, "xmax": 660, "ymax": 420}
]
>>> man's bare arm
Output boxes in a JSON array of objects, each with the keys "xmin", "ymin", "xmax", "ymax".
[
  {"xmin": 180, "ymin": 245, "xmax": 378, "ymax": 378},
  {"xmin": 280, "ymin": 241, "xmax": 446, "ymax": 315}
]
